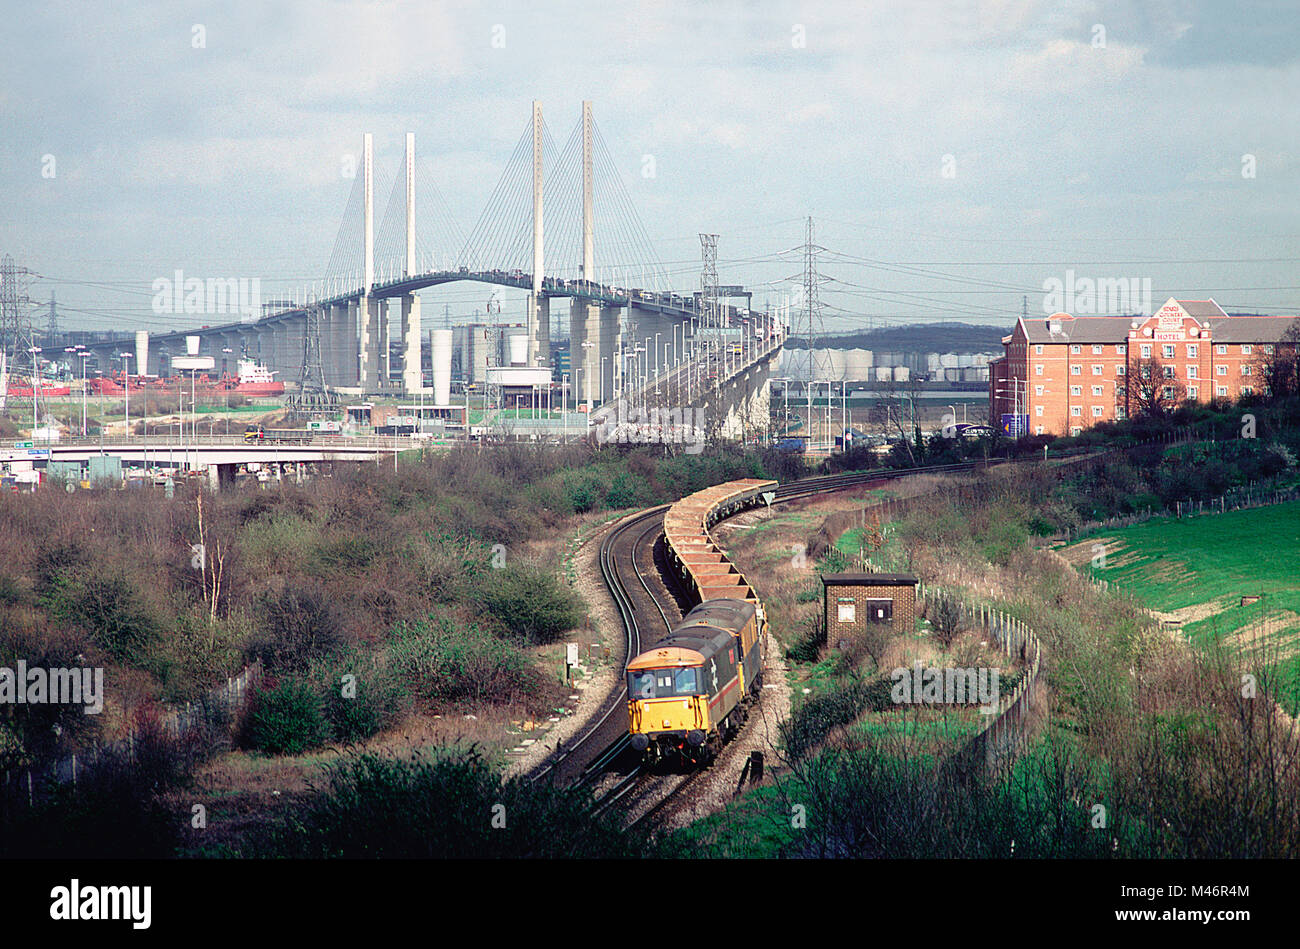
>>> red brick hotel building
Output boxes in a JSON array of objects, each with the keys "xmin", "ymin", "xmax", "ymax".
[{"xmin": 989, "ymin": 298, "xmax": 1299, "ymax": 437}]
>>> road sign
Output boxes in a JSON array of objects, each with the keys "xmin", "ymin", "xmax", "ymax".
[
  {"xmin": 27, "ymin": 449, "xmax": 49, "ymax": 458},
  {"xmin": 1000, "ymin": 414, "xmax": 1029, "ymax": 437},
  {"xmin": 14, "ymin": 441, "xmax": 31, "ymax": 449},
  {"xmin": 761, "ymin": 491, "xmax": 776, "ymax": 507}
]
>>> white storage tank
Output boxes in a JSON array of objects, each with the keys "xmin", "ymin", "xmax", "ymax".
[
  {"xmin": 958, "ymin": 353, "xmax": 975, "ymax": 369},
  {"xmin": 136, "ymin": 331, "xmax": 150, "ymax": 376},
  {"xmin": 894, "ymin": 366, "xmax": 910, "ymax": 382},
  {"xmin": 875, "ymin": 366, "xmax": 893, "ymax": 382},
  {"xmin": 939, "ymin": 353, "xmax": 959, "ymax": 369},
  {"xmin": 927, "ymin": 353, "xmax": 941, "ymax": 372},
  {"xmin": 509, "ymin": 334, "xmax": 528, "ymax": 366},
  {"xmin": 431, "ymin": 329, "xmax": 453, "ymax": 405}
]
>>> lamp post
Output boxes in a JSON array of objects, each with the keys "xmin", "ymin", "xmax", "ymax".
[
  {"xmin": 120, "ymin": 352, "xmax": 133, "ymax": 441},
  {"xmin": 222, "ymin": 348, "xmax": 232, "ymax": 435},
  {"xmin": 562, "ymin": 372, "xmax": 568, "ymax": 441},
  {"xmin": 581, "ymin": 339, "xmax": 594, "ymax": 414},
  {"xmin": 78, "ymin": 350, "xmax": 89, "ymax": 437}
]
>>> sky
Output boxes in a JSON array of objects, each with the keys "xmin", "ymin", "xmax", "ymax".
[{"xmin": 2, "ymin": 0, "xmax": 1298, "ymax": 338}]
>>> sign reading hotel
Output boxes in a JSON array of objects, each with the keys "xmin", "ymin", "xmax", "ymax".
[{"xmin": 1154, "ymin": 301, "xmax": 1188, "ymax": 340}]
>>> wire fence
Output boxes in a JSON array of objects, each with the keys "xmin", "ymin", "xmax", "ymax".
[
  {"xmin": 1053, "ymin": 484, "xmax": 1300, "ymax": 544},
  {"xmin": 915, "ymin": 580, "xmax": 1044, "ymax": 774},
  {"xmin": 3, "ymin": 663, "xmax": 262, "ymax": 807}
]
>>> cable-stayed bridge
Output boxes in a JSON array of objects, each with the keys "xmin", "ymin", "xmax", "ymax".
[{"xmin": 85, "ymin": 102, "xmax": 784, "ymax": 438}]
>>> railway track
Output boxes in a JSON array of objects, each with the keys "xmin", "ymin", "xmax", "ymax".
[
  {"xmin": 529, "ymin": 504, "xmax": 673, "ymax": 787},
  {"xmin": 541, "ymin": 458, "xmax": 1005, "ymax": 821}
]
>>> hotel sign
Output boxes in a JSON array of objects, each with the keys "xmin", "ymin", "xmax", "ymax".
[{"xmin": 1155, "ymin": 303, "xmax": 1186, "ymax": 340}]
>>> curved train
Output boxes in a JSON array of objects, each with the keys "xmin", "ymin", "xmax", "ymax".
[{"xmin": 627, "ymin": 478, "xmax": 776, "ymax": 764}]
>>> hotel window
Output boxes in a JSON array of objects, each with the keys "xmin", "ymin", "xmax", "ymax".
[
  {"xmin": 1116, "ymin": 344, "xmax": 1126, "ymax": 355},
  {"xmin": 1116, "ymin": 365, "xmax": 1125, "ymax": 375},
  {"xmin": 1092, "ymin": 344, "xmax": 1103, "ymax": 354},
  {"xmin": 1242, "ymin": 386, "xmax": 1254, "ymax": 396},
  {"xmin": 1186, "ymin": 344, "xmax": 1198, "ymax": 358},
  {"xmin": 1035, "ymin": 344, "xmax": 1043, "ymax": 354},
  {"xmin": 1242, "ymin": 365, "xmax": 1252, "ymax": 376},
  {"xmin": 1035, "ymin": 405, "xmax": 1044, "ymax": 417},
  {"xmin": 1071, "ymin": 406, "xmax": 1081, "ymax": 417},
  {"xmin": 1035, "ymin": 364, "xmax": 1043, "ymax": 376},
  {"xmin": 1092, "ymin": 364, "xmax": 1103, "ymax": 375},
  {"xmin": 1035, "ymin": 385, "xmax": 1044, "ymax": 396},
  {"xmin": 1264, "ymin": 345, "xmax": 1274, "ymax": 354},
  {"xmin": 1071, "ymin": 344, "xmax": 1081, "ymax": 354},
  {"xmin": 1071, "ymin": 365, "xmax": 1081, "ymax": 375},
  {"xmin": 1217, "ymin": 386, "xmax": 1228, "ymax": 396},
  {"xmin": 1187, "ymin": 366, "xmax": 1197, "ymax": 379},
  {"xmin": 1141, "ymin": 344, "xmax": 1151, "ymax": 358},
  {"xmin": 1092, "ymin": 406, "xmax": 1104, "ymax": 417},
  {"xmin": 1071, "ymin": 385, "xmax": 1082, "ymax": 396},
  {"xmin": 1116, "ymin": 406, "xmax": 1127, "ymax": 420},
  {"xmin": 1092, "ymin": 385, "xmax": 1103, "ymax": 396},
  {"xmin": 1162, "ymin": 344, "xmax": 1175, "ymax": 359},
  {"xmin": 1035, "ymin": 425, "xmax": 1045, "ymax": 435},
  {"xmin": 1071, "ymin": 427, "xmax": 1082, "ymax": 436},
  {"xmin": 1163, "ymin": 386, "xmax": 1177, "ymax": 400},
  {"xmin": 1188, "ymin": 386, "xmax": 1198, "ymax": 399},
  {"xmin": 1216, "ymin": 365, "xmax": 1227, "ymax": 376},
  {"xmin": 1216, "ymin": 344, "xmax": 1227, "ymax": 355},
  {"xmin": 1242, "ymin": 345, "xmax": 1253, "ymax": 355},
  {"xmin": 1163, "ymin": 366, "xmax": 1175, "ymax": 379}
]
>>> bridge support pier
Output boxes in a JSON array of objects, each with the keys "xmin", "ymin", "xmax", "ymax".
[
  {"xmin": 527, "ymin": 294, "xmax": 550, "ymax": 368},
  {"xmin": 359, "ymin": 295, "xmax": 382, "ymax": 393},
  {"xmin": 325, "ymin": 302, "xmax": 355, "ymax": 388},
  {"xmin": 206, "ymin": 463, "xmax": 238, "ymax": 491},
  {"xmin": 400, "ymin": 293, "xmax": 422, "ymax": 395},
  {"xmin": 571, "ymin": 301, "xmax": 620, "ymax": 409},
  {"xmin": 272, "ymin": 322, "xmax": 290, "ymax": 379}
]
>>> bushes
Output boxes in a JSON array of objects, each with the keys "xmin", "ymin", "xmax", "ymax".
[
  {"xmin": 473, "ymin": 565, "xmax": 585, "ymax": 645},
  {"xmin": 249, "ymin": 583, "xmax": 346, "ymax": 675},
  {"xmin": 386, "ymin": 615, "xmax": 541, "ymax": 706},
  {"xmin": 780, "ymin": 678, "xmax": 874, "ymax": 761},
  {"xmin": 243, "ymin": 678, "xmax": 328, "ymax": 755},
  {"xmin": 260, "ymin": 748, "xmax": 650, "ymax": 858}
]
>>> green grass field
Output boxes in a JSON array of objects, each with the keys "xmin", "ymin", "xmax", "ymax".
[{"xmin": 1083, "ymin": 500, "xmax": 1300, "ymax": 709}]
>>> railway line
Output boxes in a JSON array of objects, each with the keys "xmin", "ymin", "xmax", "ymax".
[{"xmin": 533, "ymin": 458, "xmax": 1004, "ymax": 824}]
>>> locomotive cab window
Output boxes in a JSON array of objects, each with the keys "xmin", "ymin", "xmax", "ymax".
[{"xmin": 630, "ymin": 668, "xmax": 700, "ymax": 698}]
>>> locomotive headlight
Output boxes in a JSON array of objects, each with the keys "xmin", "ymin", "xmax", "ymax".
[
  {"xmin": 687, "ymin": 730, "xmax": 706, "ymax": 746},
  {"xmin": 630, "ymin": 734, "xmax": 649, "ymax": 752}
]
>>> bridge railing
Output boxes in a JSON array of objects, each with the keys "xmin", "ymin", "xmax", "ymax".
[
  {"xmin": 26, "ymin": 434, "xmax": 412, "ymax": 451},
  {"xmin": 614, "ymin": 320, "xmax": 785, "ymax": 414}
]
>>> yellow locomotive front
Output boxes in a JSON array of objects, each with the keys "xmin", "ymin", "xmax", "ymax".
[{"xmin": 626, "ymin": 647, "xmax": 713, "ymax": 761}]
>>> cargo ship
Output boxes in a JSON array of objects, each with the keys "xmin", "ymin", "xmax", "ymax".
[
  {"xmin": 6, "ymin": 377, "xmax": 72, "ymax": 397},
  {"xmin": 220, "ymin": 360, "xmax": 284, "ymax": 396}
]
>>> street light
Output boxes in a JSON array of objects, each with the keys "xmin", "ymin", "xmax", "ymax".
[
  {"xmin": 75, "ymin": 348, "xmax": 90, "ymax": 436},
  {"xmin": 222, "ymin": 348, "xmax": 233, "ymax": 435},
  {"xmin": 120, "ymin": 352, "xmax": 133, "ymax": 440},
  {"xmin": 580, "ymin": 339, "xmax": 594, "ymax": 413}
]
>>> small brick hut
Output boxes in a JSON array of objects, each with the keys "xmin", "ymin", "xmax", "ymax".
[{"xmin": 821, "ymin": 572, "xmax": 918, "ymax": 646}]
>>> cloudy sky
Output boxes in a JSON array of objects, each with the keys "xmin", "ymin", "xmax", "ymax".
[{"xmin": 2, "ymin": 0, "xmax": 1297, "ymax": 336}]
